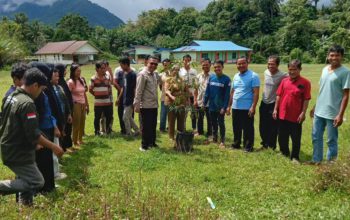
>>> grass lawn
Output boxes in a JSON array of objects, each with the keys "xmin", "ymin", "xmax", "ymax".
[{"xmin": 1, "ymin": 63, "xmax": 350, "ymax": 219}]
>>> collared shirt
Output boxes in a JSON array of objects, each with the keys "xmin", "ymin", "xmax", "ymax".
[
  {"xmin": 134, "ymin": 68, "xmax": 159, "ymax": 109},
  {"xmin": 276, "ymin": 76, "xmax": 311, "ymax": 123},
  {"xmin": 262, "ymin": 69, "xmax": 287, "ymax": 104},
  {"xmin": 160, "ymin": 70, "xmax": 171, "ymax": 102},
  {"xmin": 197, "ymin": 72, "xmax": 213, "ymax": 107},
  {"xmin": 0, "ymin": 88, "xmax": 41, "ymax": 166},
  {"xmin": 232, "ymin": 70, "xmax": 260, "ymax": 110},
  {"xmin": 315, "ymin": 65, "xmax": 350, "ymax": 120},
  {"xmin": 90, "ymin": 73, "xmax": 113, "ymax": 106},
  {"xmin": 179, "ymin": 67, "xmax": 198, "ymax": 95}
]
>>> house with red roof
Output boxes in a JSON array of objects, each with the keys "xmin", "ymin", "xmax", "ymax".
[{"xmin": 35, "ymin": 41, "xmax": 100, "ymax": 65}]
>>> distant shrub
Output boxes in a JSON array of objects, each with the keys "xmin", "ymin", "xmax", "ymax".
[
  {"xmin": 302, "ymin": 51, "xmax": 314, "ymax": 63},
  {"xmin": 251, "ymin": 52, "xmax": 265, "ymax": 64},
  {"xmin": 97, "ymin": 52, "xmax": 117, "ymax": 62},
  {"xmin": 289, "ymin": 48, "xmax": 303, "ymax": 60},
  {"xmin": 313, "ymin": 155, "xmax": 350, "ymax": 194}
]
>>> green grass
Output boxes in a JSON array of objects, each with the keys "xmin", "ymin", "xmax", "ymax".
[{"xmin": 1, "ymin": 63, "xmax": 350, "ymax": 219}]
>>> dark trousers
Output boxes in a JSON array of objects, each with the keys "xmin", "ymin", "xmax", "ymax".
[
  {"xmin": 259, "ymin": 101, "xmax": 278, "ymax": 149},
  {"xmin": 210, "ymin": 111, "xmax": 225, "ymax": 143},
  {"xmin": 197, "ymin": 107, "xmax": 212, "ymax": 137},
  {"xmin": 278, "ymin": 120, "xmax": 302, "ymax": 160},
  {"xmin": 232, "ymin": 109, "xmax": 254, "ymax": 151},
  {"xmin": 190, "ymin": 97, "xmax": 197, "ymax": 130},
  {"xmin": 36, "ymin": 128, "xmax": 55, "ymax": 193},
  {"xmin": 118, "ymin": 103, "xmax": 126, "ymax": 134},
  {"xmin": 94, "ymin": 105, "xmax": 113, "ymax": 134},
  {"xmin": 141, "ymin": 108, "xmax": 158, "ymax": 149},
  {"xmin": 61, "ymin": 123, "xmax": 72, "ymax": 150}
]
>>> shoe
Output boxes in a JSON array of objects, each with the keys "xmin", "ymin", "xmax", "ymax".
[
  {"xmin": 219, "ymin": 142, "xmax": 225, "ymax": 149},
  {"xmin": 133, "ymin": 131, "xmax": 141, "ymax": 136},
  {"xmin": 66, "ymin": 148, "xmax": 74, "ymax": 153},
  {"xmin": 139, "ymin": 147, "xmax": 147, "ymax": 152},
  {"xmin": 231, "ymin": 144, "xmax": 241, "ymax": 149},
  {"xmin": 304, "ymin": 161, "xmax": 321, "ymax": 165},
  {"xmin": 244, "ymin": 148, "xmax": 253, "ymax": 153},
  {"xmin": 292, "ymin": 158, "xmax": 301, "ymax": 165},
  {"xmin": 152, "ymin": 143, "xmax": 159, "ymax": 148},
  {"xmin": 194, "ymin": 131, "xmax": 200, "ymax": 137},
  {"xmin": 72, "ymin": 145, "xmax": 81, "ymax": 150},
  {"xmin": 212, "ymin": 137, "xmax": 218, "ymax": 143},
  {"xmin": 55, "ymin": 172, "xmax": 67, "ymax": 180},
  {"xmin": 256, "ymin": 147, "xmax": 268, "ymax": 152}
]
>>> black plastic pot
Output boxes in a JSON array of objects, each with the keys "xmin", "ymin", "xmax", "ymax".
[{"xmin": 175, "ymin": 131, "xmax": 194, "ymax": 152}]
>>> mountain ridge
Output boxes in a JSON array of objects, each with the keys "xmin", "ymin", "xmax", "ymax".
[{"xmin": 0, "ymin": 0, "xmax": 124, "ymax": 29}]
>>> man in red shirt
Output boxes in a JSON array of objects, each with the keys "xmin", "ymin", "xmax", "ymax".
[{"xmin": 273, "ymin": 60, "xmax": 311, "ymax": 162}]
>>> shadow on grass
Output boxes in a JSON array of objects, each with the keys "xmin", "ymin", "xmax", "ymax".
[{"xmin": 58, "ymin": 139, "xmax": 111, "ymax": 192}]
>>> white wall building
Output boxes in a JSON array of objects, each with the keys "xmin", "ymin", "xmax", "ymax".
[{"xmin": 35, "ymin": 41, "xmax": 100, "ymax": 65}]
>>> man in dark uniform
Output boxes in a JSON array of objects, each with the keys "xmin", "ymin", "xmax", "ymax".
[{"xmin": 0, "ymin": 68, "xmax": 64, "ymax": 205}]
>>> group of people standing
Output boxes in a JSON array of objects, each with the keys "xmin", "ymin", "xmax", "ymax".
[
  {"xmin": 0, "ymin": 45, "xmax": 349, "ymax": 206},
  {"xmin": 142, "ymin": 45, "xmax": 349, "ymax": 166}
]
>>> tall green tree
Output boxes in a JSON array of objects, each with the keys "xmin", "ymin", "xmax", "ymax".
[{"xmin": 54, "ymin": 14, "xmax": 92, "ymax": 41}]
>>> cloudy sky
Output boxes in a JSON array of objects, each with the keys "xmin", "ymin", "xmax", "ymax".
[
  {"xmin": 90, "ymin": 0, "xmax": 212, "ymax": 21},
  {"xmin": 0, "ymin": 0, "xmax": 332, "ymax": 22}
]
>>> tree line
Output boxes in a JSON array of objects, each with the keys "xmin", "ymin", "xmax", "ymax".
[{"xmin": 1, "ymin": 0, "xmax": 350, "ymax": 67}]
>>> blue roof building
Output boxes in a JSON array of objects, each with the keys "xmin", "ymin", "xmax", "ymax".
[{"xmin": 172, "ymin": 40, "xmax": 252, "ymax": 63}]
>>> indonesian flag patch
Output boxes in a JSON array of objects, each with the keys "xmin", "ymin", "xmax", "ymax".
[{"xmin": 26, "ymin": 112, "xmax": 36, "ymax": 119}]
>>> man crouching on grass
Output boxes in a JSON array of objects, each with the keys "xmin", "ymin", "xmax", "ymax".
[
  {"xmin": 273, "ymin": 60, "xmax": 311, "ymax": 163},
  {"xmin": 0, "ymin": 68, "xmax": 64, "ymax": 206}
]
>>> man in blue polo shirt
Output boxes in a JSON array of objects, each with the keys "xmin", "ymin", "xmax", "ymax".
[
  {"xmin": 227, "ymin": 56, "xmax": 260, "ymax": 152},
  {"xmin": 204, "ymin": 60, "xmax": 231, "ymax": 148}
]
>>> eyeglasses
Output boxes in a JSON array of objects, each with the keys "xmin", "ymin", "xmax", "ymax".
[{"xmin": 149, "ymin": 62, "xmax": 158, "ymax": 66}]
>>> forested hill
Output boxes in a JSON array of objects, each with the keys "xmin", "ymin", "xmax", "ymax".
[{"xmin": 0, "ymin": 0, "xmax": 124, "ymax": 28}]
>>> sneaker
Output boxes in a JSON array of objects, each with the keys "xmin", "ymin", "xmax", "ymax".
[
  {"xmin": 304, "ymin": 161, "xmax": 321, "ymax": 166},
  {"xmin": 152, "ymin": 143, "xmax": 159, "ymax": 148},
  {"xmin": 139, "ymin": 147, "xmax": 147, "ymax": 152},
  {"xmin": 55, "ymin": 172, "xmax": 67, "ymax": 180},
  {"xmin": 292, "ymin": 158, "xmax": 301, "ymax": 165},
  {"xmin": 219, "ymin": 142, "xmax": 225, "ymax": 149}
]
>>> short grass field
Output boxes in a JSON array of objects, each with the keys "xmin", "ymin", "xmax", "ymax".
[{"xmin": 1, "ymin": 63, "xmax": 350, "ymax": 219}]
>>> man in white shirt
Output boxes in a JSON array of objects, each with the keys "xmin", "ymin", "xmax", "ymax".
[{"xmin": 179, "ymin": 54, "xmax": 198, "ymax": 132}]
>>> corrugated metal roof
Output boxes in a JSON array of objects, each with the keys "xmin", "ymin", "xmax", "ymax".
[
  {"xmin": 172, "ymin": 40, "xmax": 252, "ymax": 52},
  {"xmin": 35, "ymin": 41, "xmax": 99, "ymax": 55}
]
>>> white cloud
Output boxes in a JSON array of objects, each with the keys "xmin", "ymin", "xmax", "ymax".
[
  {"xmin": 0, "ymin": 0, "xmax": 333, "ymax": 21},
  {"xmin": 0, "ymin": 0, "xmax": 58, "ymax": 11},
  {"xmin": 89, "ymin": 0, "xmax": 212, "ymax": 22}
]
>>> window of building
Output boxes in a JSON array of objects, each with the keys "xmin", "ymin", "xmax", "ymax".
[
  {"xmin": 232, "ymin": 52, "xmax": 237, "ymax": 59},
  {"xmin": 202, "ymin": 53, "xmax": 209, "ymax": 59}
]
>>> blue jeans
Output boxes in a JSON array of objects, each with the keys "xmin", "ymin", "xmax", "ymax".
[
  {"xmin": 159, "ymin": 101, "xmax": 168, "ymax": 131},
  {"xmin": 312, "ymin": 115, "xmax": 338, "ymax": 162}
]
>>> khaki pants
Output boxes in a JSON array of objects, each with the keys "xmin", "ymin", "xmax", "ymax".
[
  {"xmin": 72, "ymin": 103, "xmax": 86, "ymax": 144},
  {"xmin": 123, "ymin": 105, "xmax": 139, "ymax": 134},
  {"xmin": 168, "ymin": 110, "xmax": 185, "ymax": 139}
]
